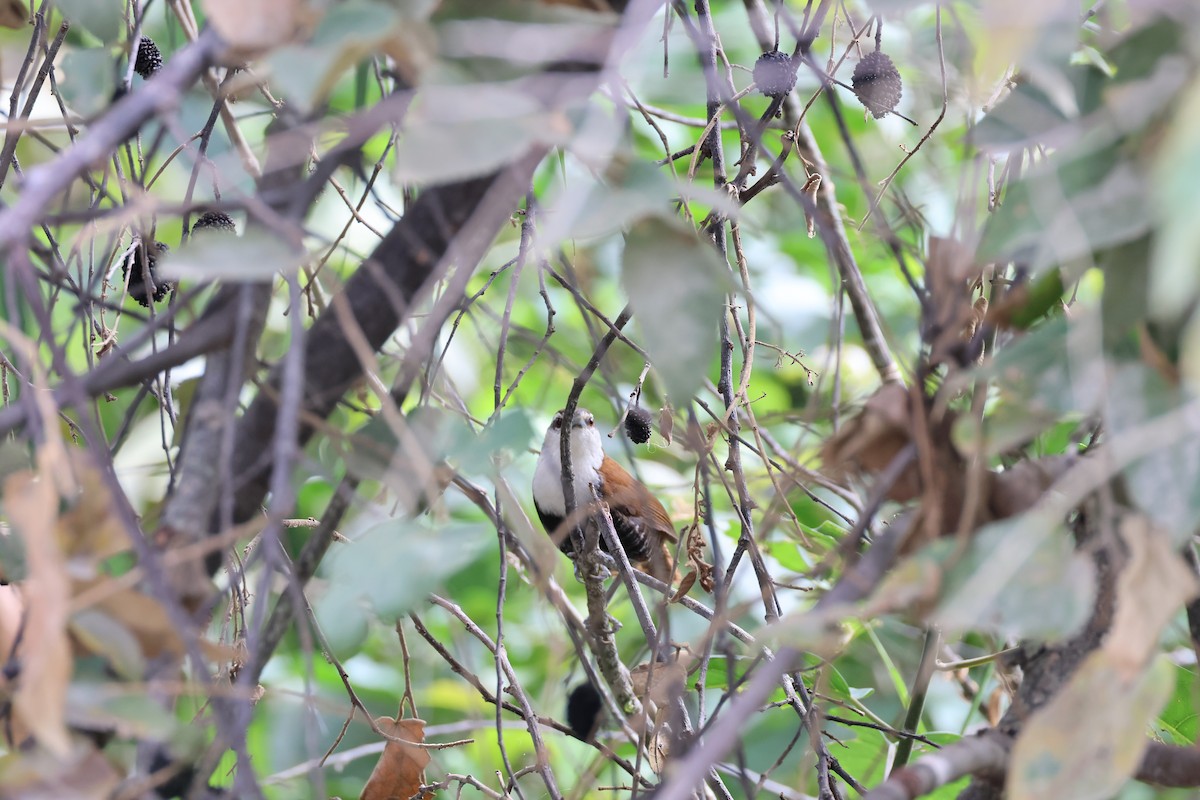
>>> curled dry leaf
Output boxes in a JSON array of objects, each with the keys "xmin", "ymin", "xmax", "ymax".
[
  {"xmin": 0, "ymin": 585, "xmax": 28, "ymax": 743},
  {"xmin": 0, "ymin": 743, "xmax": 121, "ymax": 798},
  {"xmin": 203, "ymin": 0, "xmax": 322, "ymax": 59},
  {"xmin": 72, "ymin": 578, "xmax": 184, "ymax": 660},
  {"xmin": 629, "ymin": 652, "xmax": 692, "ymax": 776},
  {"xmin": 57, "ymin": 459, "xmax": 130, "ymax": 567},
  {"xmin": 360, "ymin": 717, "xmax": 433, "ymax": 800},
  {"xmin": 629, "ymin": 652, "xmax": 691, "ymax": 707},
  {"xmin": 0, "ymin": 0, "xmax": 27, "ymax": 28},
  {"xmin": 925, "ymin": 236, "xmax": 986, "ymax": 368},
  {"xmin": 669, "ymin": 569, "xmax": 697, "ymax": 602},
  {"xmin": 1105, "ymin": 515, "xmax": 1199, "ymax": 679},
  {"xmin": 657, "ymin": 407, "xmax": 674, "ymax": 445},
  {"xmin": 4, "ymin": 470, "xmax": 72, "ymax": 756},
  {"xmin": 822, "ymin": 382, "xmax": 925, "ymax": 502},
  {"xmin": 987, "ymin": 454, "xmax": 1077, "ymax": 520},
  {"xmin": 825, "ymin": 383, "xmax": 1082, "ymax": 553},
  {"xmin": 683, "ymin": 523, "xmax": 714, "ymax": 594}
]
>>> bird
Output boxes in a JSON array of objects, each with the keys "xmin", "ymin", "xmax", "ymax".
[{"xmin": 532, "ymin": 408, "xmax": 677, "ymax": 584}]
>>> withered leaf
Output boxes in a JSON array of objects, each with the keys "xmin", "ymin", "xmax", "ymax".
[
  {"xmin": 1105, "ymin": 515, "xmax": 1198, "ymax": 679},
  {"xmin": 0, "ymin": 0, "xmax": 27, "ymax": 28},
  {"xmin": 5, "ymin": 470, "xmax": 72, "ymax": 755},
  {"xmin": 202, "ymin": 0, "xmax": 320, "ymax": 57},
  {"xmin": 360, "ymin": 717, "xmax": 433, "ymax": 800}
]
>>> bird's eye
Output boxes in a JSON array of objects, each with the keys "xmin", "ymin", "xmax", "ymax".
[
  {"xmin": 586, "ymin": 417, "xmax": 594, "ymax": 427},
  {"xmin": 552, "ymin": 420, "xmax": 560, "ymax": 429}
]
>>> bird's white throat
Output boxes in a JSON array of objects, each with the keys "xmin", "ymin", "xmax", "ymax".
[{"xmin": 532, "ymin": 415, "xmax": 604, "ymax": 516}]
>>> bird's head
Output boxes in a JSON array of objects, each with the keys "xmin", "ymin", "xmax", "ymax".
[{"xmin": 541, "ymin": 407, "xmax": 603, "ymax": 465}]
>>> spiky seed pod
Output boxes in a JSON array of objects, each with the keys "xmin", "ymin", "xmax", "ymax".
[
  {"xmin": 124, "ymin": 241, "xmax": 171, "ymax": 307},
  {"xmin": 753, "ymin": 50, "xmax": 797, "ymax": 99},
  {"xmin": 191, "ymin": 211, "xmax": 236, "ymax": 234},
  {"xmin": 852, "ymin": 50, "xmax": 903, "ymax": 119},
  {"xmin": 134, "ymin": 36, "xmax": 163, "ymax": 79},
  {"xmin": 625, "ymin": 406, "xmax": 653, "ymax": 444},
  {"xmin": 565, "ymin": 682, "xmax": 603, "ymax": 741}
]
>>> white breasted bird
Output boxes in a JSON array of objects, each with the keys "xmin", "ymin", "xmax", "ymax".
[{"xmin": 532, "ymin": 408, "xmax": 676, "ymax": 584}]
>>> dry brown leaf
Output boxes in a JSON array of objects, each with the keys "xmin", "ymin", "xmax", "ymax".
[
  {"xmin": 202, "ymin": 0, "xmax": 322, "ymax": 58},
  {"xmin": 629, "ymin": 657, "xmax": 689, "ymax": 707},
  {"xmin": 57, "ymin": 460, "xmax": 130, "ymax": 566},
  {"xmin": 0, "ymin": 0, "xmax": 27, "ymax": 28},
  {"xmin": 925, "ymin": 236, "xmax": 985, "ymax": 368},
  {"xmin": 89, "ymin": 585, "xmax": 183, "ymax": 660},
  {"xmin": 4, "ymin": 470, "xmax": 72, "ymax": 755},
  {"xmin": 1105, "ymin": 515, "xmax": 1199, "ymax": 680},
  {"xmin": 683, "ymin": 524, "xmax": 715, "ymax": 593},
  {"xmin": 822, "ymin": 382, "xmax": 923, "ymax": 501},
  {"xmin": 0, "ymin": 742, "xmax": 121, "ymax": 799},
  {"xmin": 0, "ymin": 584, "xmax": 29, "ymax": 744},
  {"xmin": 987, "ymin": 455, "xmax": 1076, "ymax": 520},
  {"xmin": 360, "ymin": 717, "xmax": 432, "ymax": 800},
  {"xmin": 669, "ymin": 570, "xmax": 697, "ymax": 602},
  {"xmin": 657, "ymin": 407, "xmax": 673, "ymax": 445}
]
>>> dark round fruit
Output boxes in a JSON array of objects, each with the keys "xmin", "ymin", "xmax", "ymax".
[
  {"xmin": 625, "ymin": 406, "xmax": 653, "ymax": 444},
  {"xmin": 191, "ymin": 211, "xmax": 236, "ymax": 234},
  {"xmin": 852, "ymin": 50, "xmax": 903, "ymax": 119},
  {"xmin": 753, "ymin": 50, "xmax": 797, "ymax": 99},
  {"xmin": 123, "ymin": 241, "xmax": 171, "ymax": 307},
  {"xmin": 134, "ymin": 36, "xmax": 163, "ymax": 80},
  {"xmin": 566, "ymin": 682, "xmax": 604, "ymax": 741}
]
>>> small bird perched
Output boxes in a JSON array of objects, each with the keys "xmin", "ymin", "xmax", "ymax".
[{"xmin": 532, "ymin": 408, "xmax": 676, "ymax": 583}]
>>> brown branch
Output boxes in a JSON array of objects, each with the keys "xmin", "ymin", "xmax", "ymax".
[
  {"xmin": 1136, "ymin": 742, "xmax": 1200, "ymax": 788},
  {"xmin": 861, "ymin": 732, "xmax": 1009, "ymax": 800}
]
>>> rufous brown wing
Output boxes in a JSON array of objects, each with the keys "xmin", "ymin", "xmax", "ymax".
[{"xmin": 598, "ymin": 455, "xmax": 677, "ymax": 584}]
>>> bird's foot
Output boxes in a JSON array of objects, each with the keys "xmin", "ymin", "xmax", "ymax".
[{"xmin": 573, "ymin": 552, "xmax": 618, "ymax": 584}]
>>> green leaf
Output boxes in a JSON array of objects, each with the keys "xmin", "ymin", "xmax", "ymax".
[
  {"xmin": 314, "ymin": 520, "xmax": 489, "ymax": 657},
  {"xmin": 343, "ymin": 407, "xmax": 467, "ymax": 485},
  {"xmin": 979, "ymin": 145, "xmax": 1149, "ymax": 272},
  {"xmin": 69, "ymin": 609, "xmax": 146, "ymax": 680},
  {"xmin": 975, "ymin": 78, "xmax": 1074, "ymax": 150},
  {"xmin": 67, "ymin": 682, "xmax": 181, "ymax": 740},
  {"xmin": 59, "ymin": 48, "xmax": 115, "ymax": 118},
  {"xmin": 267, "ymin": 1, "xmax": 408, "ymax": 111},
  {"xmin": 1105, "ymin": 362, "xmax": 1200, "ymax": 546},
  {"xmin": 1150, "ymin": 74, "xmax": 1200, "ymax": 324},
  {"xmin": 953, "ymin": 316, "xmax": 1102, "ymax": 456},
  {"xmin": 393, "ymin": 82, "xmax": 570, "ymax": 185},
  {"xmin": 931, "ymin": 513, "xmax": 1095, "ymax": 641},
  {"xmin": 1098, "ymin": 237, "xmax": 1152, "ymax": 347},
  {"xmin": 543, "ymin": 160, "xmax": 676, "ymax": 241},
  {"xmin": 1155, "ymin": 663, "xmax": 1199, "ymax": 746},
  {"xmin": 451, "ymin": 410, "xmax": 535, "ymax": 474},
  {"xmin": 621, "ymin": 217, "xmax": 733, "ymax": 402},
  {"xmin": 56, "ymin": 0, "xmax": 122, "ymax": 42},
  {"xmin": 161, "ymin": 228, "xmax": 303, "ymax": 282}
]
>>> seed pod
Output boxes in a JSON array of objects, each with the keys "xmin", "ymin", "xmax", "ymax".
[
  {"xmin": 134, "ymin": 36, "xmax": 163, "ymax": 79},
  {"xmin": 753, "ymin": 50, "xmax": 797, "ymax": 99},
  {"xmin": 191, "ymin": 211, "xmax": 236, "ymax": 234},
  {"xmin": 852, "ymin": 50, "xmax": 903, "ymax": 119},
  {"xmin": 625, "ymin": 406, "xmax": 653, "ymax": 444},
  {"xmin": 565, "ymin": 682, "xmax": 604, "ymax": 741},
  {"xmin": 123, "ymin": 241, "xmax": 171, "ymax": 307}
]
